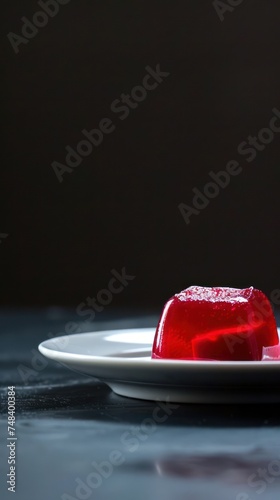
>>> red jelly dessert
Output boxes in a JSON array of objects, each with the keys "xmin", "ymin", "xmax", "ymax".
[{"xmin": 152, "ymin": 286, "xmax": 279, "ymax": 361}]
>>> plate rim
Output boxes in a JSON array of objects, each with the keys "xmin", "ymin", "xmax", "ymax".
[{"xmin": 38, "ymin": 327, "xmax": 280, "ymax": 371}]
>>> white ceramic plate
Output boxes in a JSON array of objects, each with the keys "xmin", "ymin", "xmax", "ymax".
[{"xmin": 38, "ymin": 328, "xmax": 280, "ymax": 403}]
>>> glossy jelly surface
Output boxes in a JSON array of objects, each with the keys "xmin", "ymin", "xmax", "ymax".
[{"xmin": 152, "ymin": 286, "xmax": 279, "ymax": 361}]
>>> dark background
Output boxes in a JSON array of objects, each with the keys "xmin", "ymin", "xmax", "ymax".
[{"xmin": 2, "ymin": 0, "xmax": 280, "ymax": 309}]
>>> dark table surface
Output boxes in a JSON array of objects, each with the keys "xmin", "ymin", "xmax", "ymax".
[{"xmin": 0, "ymin": 309, "xmax": 280, "ymax": 500}]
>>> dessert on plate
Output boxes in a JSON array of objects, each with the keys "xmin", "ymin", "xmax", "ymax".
[{"xmin": 152, "ymin": 286, "xmax": 279, "ymax": 361}]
